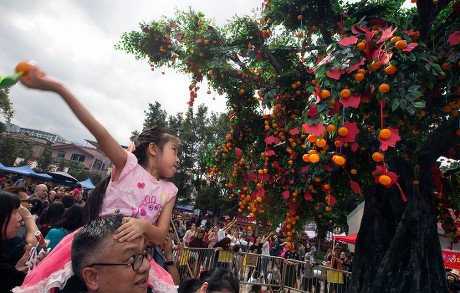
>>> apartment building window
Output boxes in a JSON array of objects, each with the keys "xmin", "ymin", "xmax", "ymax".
[
  {"xmin": 70, "ymin": 153, "xmax": 85, "ymax": 163},
  {"xmin": 57, "ymin": 151, "xmax": 66, "ymax": 158}
]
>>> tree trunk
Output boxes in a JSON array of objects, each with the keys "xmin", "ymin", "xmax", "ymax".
[{"xmin": 349, "ymin": 161, "xmax": 447, "ymax": 292}]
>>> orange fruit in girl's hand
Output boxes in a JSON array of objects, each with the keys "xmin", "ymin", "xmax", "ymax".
[{"xmin": 15, "ymin": 61, "xmax": 36, "ymax": 79}]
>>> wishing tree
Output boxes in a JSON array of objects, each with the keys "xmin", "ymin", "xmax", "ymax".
[{"xmin": 118, "ymin": 0, "xmax": 460, "ymax": 291}]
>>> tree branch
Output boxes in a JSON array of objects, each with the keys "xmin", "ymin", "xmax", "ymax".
[{"xmin": 418, "ymin": 120, "xmax": 460, "ymax": 171}]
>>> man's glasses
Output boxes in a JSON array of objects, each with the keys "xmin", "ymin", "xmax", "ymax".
[{"xmin": 88, "ymin": 251, "xmax": 152, "ymax": 272}]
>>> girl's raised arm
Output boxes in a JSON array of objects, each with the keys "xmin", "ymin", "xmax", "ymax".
[{"xmin": 21, "ymin": 66, "xmax": 127, "ymax": 177}]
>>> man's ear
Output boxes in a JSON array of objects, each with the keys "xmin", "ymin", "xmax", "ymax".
[
  {"xmin": 81, "ymin": 267, "xmax": 99, "ymax": 291},
  {"xmin": 198, "ymin": 281, "xmax": 208, "ymax": 293}
]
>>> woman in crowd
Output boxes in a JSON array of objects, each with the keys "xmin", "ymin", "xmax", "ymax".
[
  {"xmin": 38, "ymin": 202, "xmax": 65, "ymax": 238},
  {"xmin": 45, "ymin": 205, "xmax": 84, "ymax": 251},
  {"xmin": 0, "ymin": 190, "xmax": 34, "ymax": 292}
]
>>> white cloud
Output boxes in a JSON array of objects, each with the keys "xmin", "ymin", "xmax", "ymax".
[{"xmin": 0, "ymin": 0, "xmax": 257, "ymax": 145}]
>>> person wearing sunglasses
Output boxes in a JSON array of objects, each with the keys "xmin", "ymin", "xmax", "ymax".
[{"xmin": 61, "ymin": 215, "xmax": 152, "ymax": 293}]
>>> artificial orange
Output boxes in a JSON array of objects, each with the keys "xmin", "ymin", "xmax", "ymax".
[
  {"xmin": 372, "ymin": 152, "xmax": 384, "ymax": 162},
  {"xmin": 355, "ymin": 73, "xmax": 365, "ymax": 82},
  {"xmin": 15, "ymin": 61, "xmax": 35, "ymax": 79},
  {"xmin": 394, "ymin": 40, "xmax": 407, "ymax": 49},
  {"xmin": 379, "ymin": 175, "xmax": 392, "ymax": 186},
  {"xmin": 309, "ymin": 153, "xmax": 320, "ymax": 163},
  {"xmin": 338, "ymin": 127, "xmax": 348, "ymax": 136},
  {"xmin": 385, "ymin": 64, "xmax": 397, "ymax": 75},
  {"xmin": 379, "ymin": 83, "xmax": 390, "ymax": 93},
  {"xmin": 379, "ymin": 128, "xmax": 392, "ymax": 140},
  {"xmin": 390, "ymin": 36, "xmax": 402, "ymax": 43},
  {"xmin": 326, "ymin": 124, "xmax": 336, "ymax": 132},
  {"xmin": 340, "ymin": 88, "xmax": 351, "ymax": 98},
  {"xmin": 316, "ymin": 138, "xmax": 327, "ymax": 148},
  {"xmin": 320, "ymin": 89, "xmax": 331, "ymax": 99}
]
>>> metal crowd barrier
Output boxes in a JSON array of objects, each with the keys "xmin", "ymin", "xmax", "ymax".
[{"xmin": 173, "ymin": 248, "xmax": 352, "ymax": 293}]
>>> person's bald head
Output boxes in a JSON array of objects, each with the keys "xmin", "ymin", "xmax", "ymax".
[{"xmin": 34, "ymin": 184, "xmax": 48, "ymax": 199}]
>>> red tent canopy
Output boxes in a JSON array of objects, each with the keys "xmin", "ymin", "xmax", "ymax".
[{"xmin": 333, "ymin": 233, "xmax": 358, "ymax": 244}]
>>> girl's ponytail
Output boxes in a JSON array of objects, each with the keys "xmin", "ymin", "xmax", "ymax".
[{"xmin": 82, "ymin": 176, "xmax": 110, "ymax": 224}]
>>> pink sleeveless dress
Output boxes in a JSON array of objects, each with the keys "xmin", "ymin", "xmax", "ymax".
[{"xmin": 14, "ymin": 152, "xmax": 178, "ymax": 293}]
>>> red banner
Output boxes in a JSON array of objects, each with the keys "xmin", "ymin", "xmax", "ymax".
[{"xmin": 442, "ymin": 249, "xmax": 460, "ymax": 270}]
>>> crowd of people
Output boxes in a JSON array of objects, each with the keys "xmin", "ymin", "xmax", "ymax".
[{"xmin": 1, "ymin": 59, "xmax": 457, "ymax": 293}]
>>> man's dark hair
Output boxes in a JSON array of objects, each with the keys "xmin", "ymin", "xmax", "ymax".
[{"xmin": 71, "ymin": 215, "xmax": 123, "ymax": 281}]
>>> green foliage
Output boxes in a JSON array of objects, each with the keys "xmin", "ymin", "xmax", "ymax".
[
  {"xmin": 35, "ymin": 149, "xmax": 53, "ymax": 172},
  {"xmin": 0, "ymin": 135, "xmax": 33, "ymax": 166}
]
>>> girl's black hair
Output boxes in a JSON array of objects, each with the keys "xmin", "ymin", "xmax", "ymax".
[
  {"xmin": 42, "ymin": 202, "xmax": 65, "ymax": 228},
  {"xmin": 0, "ymin": 191, "xmax": 20, "ymax": 255},
  {"xmin": 82, "ymin": 126, "xmax": 178, "ymax": 223},
  {"xmin": 61, "ymin": 195, "xmax": 76, "ymax": 209},
  {"xmin": 132, "ymin": 126, "xmax": 179, "ymax": 165},
  {"xmin": 58, "ymin": 205, "xmax": 84, "ymax": 231},
  {"xmin": 83, "ymin": 176, "xmax": 110, "ymax": 224}
]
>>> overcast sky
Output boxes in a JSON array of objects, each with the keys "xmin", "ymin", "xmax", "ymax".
[{"xmin": 0, "ymin": 0, "xmax": 258, "ymax": 145}]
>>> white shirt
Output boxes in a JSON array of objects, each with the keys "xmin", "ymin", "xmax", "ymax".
[{"xmin": 217, "ymin": 229, "xmax": 226, "ymax": 241}]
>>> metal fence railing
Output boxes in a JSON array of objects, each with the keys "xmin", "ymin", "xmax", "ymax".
[{"xmin": 173, "ymin": 248, "xmax": 352, "ymax": 293}]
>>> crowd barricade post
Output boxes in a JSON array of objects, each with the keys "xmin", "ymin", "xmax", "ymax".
[{"xmin": 172, "ymin": 248, "xmax": 352, "ymax": 293}]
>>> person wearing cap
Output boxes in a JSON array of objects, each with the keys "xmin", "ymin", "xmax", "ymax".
[{"xmin": 302, "ymin": 245, "xmax": 319, "ymax": 293}]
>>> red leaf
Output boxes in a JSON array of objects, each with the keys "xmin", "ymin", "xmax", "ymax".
[
  {"xmin": 256, "ymin": 54, "xmax": 264, "ymax": 61},
  {"xmin": 257, "ymin": 187, "xmax": 265, "ymax": 197},
  {"xmin": 341, "ymin": 121, "xmax": 359, "ymax": 143},
  {"xmin": 338, "ymin": 36, "xmax": 359, "ymax": 46},
  {"xmin": 350, "ymin": 180, "xmax": 362, "ymax": 195},
  {"xmin": 282, "ymin": 190, "xmax": 290, "ymax": 199},
  {"xmin": 195, "ymin": 39, "xmax": 202, "ymax": 43},
  {"xmin": 175, "ymin": 34, "xmax": 183, "ymax": 40},
  {"xmin": 379, "ymin": 52, "xmax": 393, "ymax": 65},
  {"xmin": 329, "ymin": 195, "xmax": 337, "ymax": 206},
  {"xmin": 402, "ymin": 42, "xmax": 419, "ymax": 53},
  {"xmin": 339, "ymin": 36, "xmax": 358, "ymax": 46},
  {"xmin": 345, "ymin": 58, "xmax": 366, "ymax": 73},
  {"xmin": 339, "ymin": 94, "xmax": 361, "ymax": 108},
  {"xmin": 365, "ymin": 31, "xmax": 374, "ymax": 42},
  {"xmin": 302, "ymin": 122, "xmax": 325, "ymax": 136},
  {"xmin": 304, "ymin": 190, "xmax": 312, "ymax": 201},
  {"xmin": 352, "ymin": 25, "xmax": 371, "ymax": 34},
  {"xmin": 235, "ymin": 147, "xmax": 242, "ymax": 157},
  {"xmin": 447, "ymin": 31, "xmax": 460, "ymax": 46},
  {"xmin": 330, "ymin": 101, "xmax": 341, "ymax": 115},
  {"xmin": 376, "ymin": 27, "xmax": 397, "ymax": 44},
  {"xmin": 258, "ymin": 174, "xmax": 270, "ymax": 183},
  {"xmin": 306, "ymin": 106, "xmax": 318, "ymax": 118},
  {"xmin": 265, "ymin": 150, "xmax": 276, "ymax": 156},
  {"xmin": 248, "ymin": 172, "xmax": 257, "ymax": 181},
  {"xmin": 337, "ymin": 21, "xmax": 345, "ymax": 29},
  {"xmin": 380, "ymin": 126, "xmax": 400, "ymax": 151},
  {"xmin": 289, "ymin": 128, "xmax": 300, "ymax": 135},
  {"xmin": 265, "ymin": 136, "xmax": 280, "ymax": 145},
  {"xmin": 170, "ymin": 22, "xmax": 178, "ymax": 28},
  {"xmin": 300, "ymin": 165, "xmax": 309, "ymax": 173},
  {"xmin": 327, "ymin": 68, "xmax": 344, "ymax": 80},
  {"xmin": 372, "ymin": 43, "xmax": 384, "ymax": 60},
  {"xmin": 351, "ymin": 143, "xmax": 359, "ymax": 153}
]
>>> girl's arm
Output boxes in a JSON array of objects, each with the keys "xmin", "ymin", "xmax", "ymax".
[
  {"xmin": 114, "ymin": 199, "xmax": 175, "ymax": 244},
  {"xmin": 22, "ymin": 67, "xmax": 127, "ymax": 179}
]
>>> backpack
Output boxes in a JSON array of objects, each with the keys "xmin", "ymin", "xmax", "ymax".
[{"xmin": 237, "ymin": 240, "xmax": 248, "ymax": 252}]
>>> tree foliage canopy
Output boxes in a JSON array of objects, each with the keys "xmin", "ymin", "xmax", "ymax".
[{"xmin": 117, "ymin": 0, "xmax": 460, "ymax": 245}]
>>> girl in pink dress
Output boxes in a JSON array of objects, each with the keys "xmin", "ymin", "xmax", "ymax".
[{"xmin": 14, "ymin": 65, "xmax": 180, "ymax": 293}]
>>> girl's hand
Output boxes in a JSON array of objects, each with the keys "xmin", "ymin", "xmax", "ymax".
[
  {"xmin": 114, "ymin": 217, "xmax": 147, "ymax": 242},
  {"xmin": 19, "ymin": 66, "xmax": 63, "ymax": 93}
]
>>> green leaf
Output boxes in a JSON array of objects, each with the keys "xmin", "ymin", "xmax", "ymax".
[
  {"xmin": 391, "ymin": 100, "xmax": 400, "ymax": 111},
  {"xmin": 0, "ymin": 75, "xmax": 20, "ymax": 88},
  {"xmin": 413, "ymin": 101, "xmax": 426, "ymax": 108}
]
